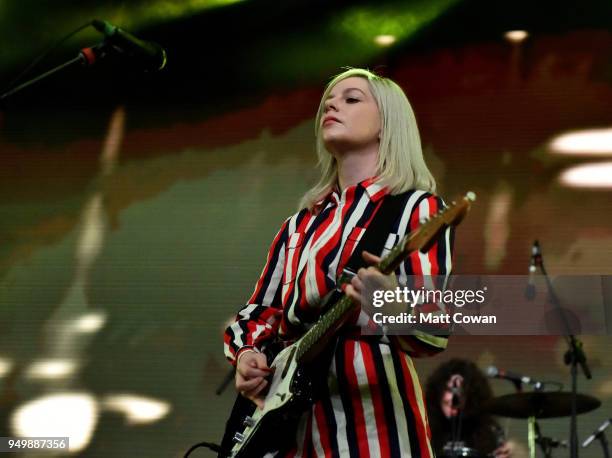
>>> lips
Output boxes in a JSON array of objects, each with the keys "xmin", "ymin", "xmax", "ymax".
[{"xmin": 322, "ymin": 116, "xmax": 340, "ymax": 126}]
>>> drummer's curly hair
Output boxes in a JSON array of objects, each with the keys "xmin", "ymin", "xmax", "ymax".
[{"xmin": 425, "ymin": 358, "xmax": 501, "ymax": 455}]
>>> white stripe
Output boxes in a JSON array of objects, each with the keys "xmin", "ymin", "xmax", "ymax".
[
  {"xmin": 327, "ymin": 194, "xmax": 369, "ymax": 282},
  {"xmin": 230, "ymin": 303, "xmax": 259, "ymax": 349},
  {"xmin": 380, "ymin": 344, "xmax": 412, "ymax": 457},
  {"xmin": 443, "ymin": 226, "xmax": 452, "ymax": 289},
  {"xmin": 397, "ymin": 190, "xmax": 426, "ymax": 285},
  {"xmin": 329, "ymin": 354, "xmax": 350, "ymax": 455},
  {"xmin": 287, "ymin": 232, "xmax": 316, "ymax": 326},
  {"xmin": 293, "ymin": 412, "xmax": 309, "ymax": 458},
  {"xmin": 251, "ymin": 323, "xmax": 267, "ymax": 342},
  {"xmin": 304, "ymin": 203, "xmax": 344, "ymax": 305},
  {"xmin": 354, "ymin": 341, "xmax": 381, "ymax": 458},
  {"xmin": 403, "ymin": 354, "xmax": 434, "ymax": 457},
  {"xmin": 311, "ymin": 406, "xmax": 325, "ymax": 458},
  {"xmin": 283, "ymin": 232, "xmax": 302, "ymax": 301}
]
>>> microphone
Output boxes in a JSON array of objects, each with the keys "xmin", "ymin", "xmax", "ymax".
[
  {"xmin": 525, "ymin": 240, "xmax": 540, "ymax": 300},
  {"xmin": 582, "ymin": 418, "xmax": 611, "ymax": 448},
  {"xmin": 486, "ymin": 365, "xmax": 544, "ymax": 390},
  {"xmin": 91, "ymin": 19, "xmax": 167, "ymax": 71},
  {"xmin": 450, "ymin": 376, "xmax": 463, "ymax": 409}
]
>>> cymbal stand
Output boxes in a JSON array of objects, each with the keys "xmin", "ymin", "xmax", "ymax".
[{"xmin": 535, "ymin": 420, "xmax": 568, "ymax": 458}]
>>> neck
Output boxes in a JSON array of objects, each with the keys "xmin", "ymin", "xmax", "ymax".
[{"xmin": 335, "ymin": 145, "xmax": 379, "ymax": 191}]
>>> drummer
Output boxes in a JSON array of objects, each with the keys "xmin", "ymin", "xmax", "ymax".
[{"xmin": 425, "ymin": 358, "xmax": 513, "ymax": 458}]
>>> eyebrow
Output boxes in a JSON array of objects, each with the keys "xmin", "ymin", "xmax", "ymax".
[{"xmin": 326, "ymin": 87, "xmax": 367, "ymax": 99}]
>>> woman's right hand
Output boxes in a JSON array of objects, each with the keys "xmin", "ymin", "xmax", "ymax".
[{"xmin": 235, "ymin": 350, "xmax": 272, "ymax": 409}]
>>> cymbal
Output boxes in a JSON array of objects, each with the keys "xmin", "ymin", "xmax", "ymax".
[{"xmin": 482, "ymin": 392, "xmax": 601, "ymax": 419}]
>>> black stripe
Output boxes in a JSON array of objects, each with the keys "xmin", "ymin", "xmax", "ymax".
[
  {"xmin": 435, "ymin": 196, "xmax": 449, "ymax": 278},
  {"xmin": 390, "ymin": 350, "xmax": 422, "ymax": 458},
  {"xmin": 319, "ymin": 381, "xmax": 340, "ymax": 458},
  {"xmin": 370, "ymin": 342, "xmax": 402, "ymax": 457},
  {"xmin": 335, "ymin": 337, "xmax": 360, "ymax": 458},
  {"xmin": 252, "ymin": 220, "xmax": 290, "ymax": 305}
]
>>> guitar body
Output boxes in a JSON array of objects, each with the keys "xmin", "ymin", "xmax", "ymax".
[{"xmin": 229, "ymin": 344, "xmax": 316, "ymax": 457}]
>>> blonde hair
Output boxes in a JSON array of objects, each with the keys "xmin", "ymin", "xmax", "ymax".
[{"xmin": 299, "ymin": 68, "xmax": 436, "ymax": 210}]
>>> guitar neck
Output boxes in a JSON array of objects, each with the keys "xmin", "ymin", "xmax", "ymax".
[
  {"xmin": 294, "ymin": 192, "xmax": 474, "ymax": 364},
  {"xmin": 295, "ymin": 295, "xmax": 355, "ymax": 363}
]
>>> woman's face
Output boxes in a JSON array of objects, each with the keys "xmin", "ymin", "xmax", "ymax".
[{"xmin": 320, "ymin": 76, "xmax": 381, "ymax": 155}]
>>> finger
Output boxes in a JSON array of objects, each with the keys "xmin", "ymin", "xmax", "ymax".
[
  {"xmin": 247, "ymin": 354, "xmax": 271, "ymax": 370},
  {"xmin": 362, "ymin": 250, "xmax": 382, "ymax": 265},
  {"xmin": 350, "ymin": 275, "xmax": 364, "ymax": 291},
  {"xmin": 357, "ymin": 266, "xmax": 383, "ymax": 280},
  {"xmin": 243, "ymin": 367, "xmax": 272, "ymax": 378},
  {"xmin": 345, "ymin": 284, "xmax": 361, "ymax": 304},
  {"xmin": 250, "ymin": 379, "xmax": 268, "ymax": 398},
  {"xmin": 236, "ymin": 376, "xmax": 264, "ymax": 392},
  {"xmin": 252, "ymin": 396, "xmax": 265, "ymax": 410}
]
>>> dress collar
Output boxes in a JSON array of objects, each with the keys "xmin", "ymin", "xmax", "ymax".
[{"xmin": 314, "ymin": 176, "xmax": 388, "ymax": 210}]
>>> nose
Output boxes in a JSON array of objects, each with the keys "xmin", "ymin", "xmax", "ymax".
[{"xmin": 324, "ymin": 97, "xmax": 338, "ymax": 112}]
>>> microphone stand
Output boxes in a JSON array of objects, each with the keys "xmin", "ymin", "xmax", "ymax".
[
  {"xmin": 0, "ymin": 44, "xmax": 106, "ymax": 106},
  {"xmin": 535, "ymin": 243, "xmax": 592, "ymax": 458}
]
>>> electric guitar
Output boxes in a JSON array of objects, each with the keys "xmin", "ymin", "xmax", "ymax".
[{"xmin": 228, "ymin": 192, "xmax": 476, "ymax": 458}]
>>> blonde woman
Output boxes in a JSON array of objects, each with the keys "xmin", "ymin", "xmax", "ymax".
[{"xmin": 224, "ymin": 68, "xmax": 453, "ymax": 457}]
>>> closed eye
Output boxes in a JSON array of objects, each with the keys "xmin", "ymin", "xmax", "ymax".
[{"xmin": 346, "ymin": 97, "xmax": 360, "ymax": 103}]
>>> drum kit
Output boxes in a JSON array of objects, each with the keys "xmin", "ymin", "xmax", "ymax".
[{"xmin": 441, "ymin": 390, "xmax": 608, "ymax": 458}]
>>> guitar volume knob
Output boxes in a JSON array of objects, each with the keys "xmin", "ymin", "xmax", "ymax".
[{"xmin": 243, "ymin": 416, "xmax": 255, "ymax": 427}]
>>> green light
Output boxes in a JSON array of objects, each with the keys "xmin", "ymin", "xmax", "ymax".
[{"xmin": 338, "ymin": 0, "xmax": 459, "ymax": 49}]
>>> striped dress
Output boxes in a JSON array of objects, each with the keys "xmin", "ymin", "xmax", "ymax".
[{"xmin": 224, "ymin": 177, "xmax": 454, "ymax": 457}]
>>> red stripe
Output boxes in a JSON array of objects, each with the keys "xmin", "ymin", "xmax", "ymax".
[
  {"xmin": 397, "ymin": 354, "xmax": 431, "ymax": 458},
  {"xmin": 297, "ymin": 205, "xmax": 335, "ymax": 312},
  {"xmin": 303, "ymin": 412, "xmax": 313, "ymax": 457},
  {"xmin": 337, "ymin": 227, "xmax": 364, "ymax": 276},
  {"xmin": 343, "ymin": 339, "xmax": 370, "ymax": 457},
  {"xmin": 313, "ymin": 185, "xmax": 356, "ymax": 293},
  {"xmin": 313, "ymin": 402, "xmax": 333, "ymax": 457},
  {"xmin": 361, "ymin": 341, "xmax": 391, "ymax": 456}
]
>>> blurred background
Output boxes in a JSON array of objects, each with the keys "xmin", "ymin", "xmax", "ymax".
[{"xmin": 1, "ymin": 0, "xmax": 612, "ymax": 456}]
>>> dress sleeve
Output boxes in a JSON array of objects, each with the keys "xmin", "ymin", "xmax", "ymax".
[
  {"xmin": 223, "ymin": 217, "xmax": 291, "ymax": 365},
  {"xmin": 390, "ymin": 193, "xmax": 454, "ymax": 357}
]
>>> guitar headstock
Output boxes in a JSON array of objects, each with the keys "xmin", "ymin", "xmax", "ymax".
[
  {"xmin": 406, "ymin": 191, "xmax": 475, "ymax": 253},
  {"xmin": 379, "ymin": 192, "xmax": 475, "ymax": 274}
]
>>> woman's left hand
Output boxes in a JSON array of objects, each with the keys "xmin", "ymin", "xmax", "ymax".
[{"xmin": 344, "ymin": 250, "xmax": 399, "ymax": 313}]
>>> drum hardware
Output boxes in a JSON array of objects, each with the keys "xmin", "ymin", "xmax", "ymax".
[
  {"xmin": 582, "ymin": 418, "xmax": 611, "ymax": 458},
  {"xmin": 483, "ymin": 390, "xmax": 600, "ymax": 458},
  {"xmin": 534, "ymin": 420, "xmax": 568, "ymax": 458}
]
